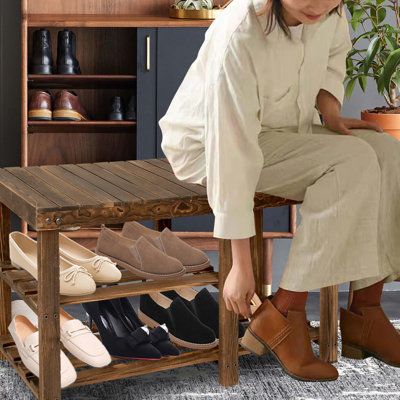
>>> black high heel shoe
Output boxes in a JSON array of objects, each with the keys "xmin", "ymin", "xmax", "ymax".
[
  {"xmin": 82, "ymin": 300, "xmax": 162, "ymax": 360},
  {"xmin": 110, "ymin": 297, "xmax": 180, "ymax": 356}
]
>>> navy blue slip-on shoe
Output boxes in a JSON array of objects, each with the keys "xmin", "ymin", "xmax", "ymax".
[
  {"xmin": 138, "ymin": 292, "xmax": 218, "ymax": 349},
  {"xmin": 110, "ymin": 297, "xmax": 180, "ymax": 357},
  {"xmin": 82, "ymin": 300, "xmax": 162, "ymax": 360},
  {"xmin": 162, "ymin": 287, "xmax": 246, "ymax": 340}
]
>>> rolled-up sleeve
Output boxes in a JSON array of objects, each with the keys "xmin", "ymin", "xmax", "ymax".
[
  {"xmin": 320, "ymin": 10, "xmax": 353, "ymax": 106},
  {"xmin": 204, "ymin": 36, "xmax": 264, "ymax": 239}
]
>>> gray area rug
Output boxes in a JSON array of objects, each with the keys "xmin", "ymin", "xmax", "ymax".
[{"xmin": 2, "ymin": 320, "xmax": 400, "ymax": 400}]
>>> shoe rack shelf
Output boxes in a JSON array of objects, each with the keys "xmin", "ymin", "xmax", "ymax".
[
  {"xmin": 0, "ymin": 332, "xmax": 250, "ymax": 396},
  {"xmin": 0, "ymin": 261, "xmax": 219, "ymax": 308},
  {"xmin": 28, "ymin": 120, "xmax": 137, "ymax": 134},
  {"xmin": 28, "ymin": 74, "xmax": 137, "ymax": 90}
]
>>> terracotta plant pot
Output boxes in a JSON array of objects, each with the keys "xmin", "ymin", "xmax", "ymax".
[{"xmin": 361, "ymin": 107, "xmax": 400, "ymax": 140}]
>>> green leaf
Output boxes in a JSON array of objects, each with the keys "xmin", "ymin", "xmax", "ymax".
[
  {"xmin": 385, "ymin": 36, "xmax": 398, "ymax": 52},
  {"xmin": 363, "ymin": 37, "xmax": 381, "ymax": 74},
  {"xmin": 351, "ymin": 9, "xmax": 364, "ymax": 31},
  {"xmin": 345, "ymin": 77, "xmax": 357, "ymax": 100},
  {"xmin": 358, "ymin": 75, "xmax": 368, "ymax": 92},
  {"xmin": 377, "ymin": 8, "xmax": 386, "ymax": 24},
  {"xmin": 378, "ymin": 48, "xmax": 400, "ymax": 93}
]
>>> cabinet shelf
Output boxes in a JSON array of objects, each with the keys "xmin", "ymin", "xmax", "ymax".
[
  {"xmin": 28, "ymin": 74, "xmax": 137, "ymax": 89},
  {"xmin": 27, "ymin": 14, "xmax": 214, "ymax": 28},
  {"xmin": 28, "ymin": 120, "xmax": 136, "ymax": 133}
]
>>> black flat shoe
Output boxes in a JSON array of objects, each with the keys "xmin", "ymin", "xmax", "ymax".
[
  {"xmin": 82, "ymin": 300, "xmax": 162, "ymax": 360},
  {"xmin": 138, "ymin": 292, "xmax": 218, "ymax": 349},
  {"xmin": 110, "ymin": 297, "xmax": 180, "ymax": 356},
  {"xmin": 162, "ymin": 287, "xmax": 246, "ymax": 340}
]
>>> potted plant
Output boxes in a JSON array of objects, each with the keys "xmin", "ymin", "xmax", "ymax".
[
  {"xmin": 344, "ymin": 0, "xmax": 400, "ymax": 139},
  {"xmin": 169, "ymin": 0, "xmax": 227, "ymax": 19}
]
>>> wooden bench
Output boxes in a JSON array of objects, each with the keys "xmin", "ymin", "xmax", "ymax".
[{"xmin": 0, "ymin": 158, "xmax": 338, "ymax": 399}]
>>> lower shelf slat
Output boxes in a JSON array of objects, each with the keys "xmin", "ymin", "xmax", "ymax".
[
  {"xmin": 72, "ymin": 347, "xmax": 251, "ymax": 387},
  {"xmin": 0, "ymin": 333, "xmax": 250, "ymax": 391}
]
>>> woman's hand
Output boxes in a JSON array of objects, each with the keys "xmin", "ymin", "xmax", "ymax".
[
  {"xmin": 222, "ymin": 260, "xmax": 255, "ymax": 319},
  {"xmin": 323, "ymin": 115, "xmax": 384, "ymax": 136}
]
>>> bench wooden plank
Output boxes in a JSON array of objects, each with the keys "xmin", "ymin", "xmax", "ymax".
[
  {"xmin": 5, "ymin": 167, "xmax": 77, "ymax": 209},
  {"xmin": 41, "ymin": 165, "xmax": 119, "ymax": 206},
  {"xmin": 0, "ymin": 169, "xmax": 57, "ymax": 227},
  {"xmin": 60, "ymin": 164, "xmax": 139, "ymax": 203},
  {"xmin": 79, "ymin": 163, "xmax": 152, "ymax": 201},
  {"xmin": 116, "ymin": 161, "xmax": 196, "ymax": 197},
  {"xmin": 128, "ymin": 160, "xmax": 201, "ymax": 196},
  {"xmin": 146, "ymin": 159, "xmax": 207, "ymax": 195},
  {"xmin": 28, "ymin": 166, "xmax": 103, "ymax": 208},
  {"xmin": 97, "ymin": 161, "xmax": 180, "ymax": 199}
]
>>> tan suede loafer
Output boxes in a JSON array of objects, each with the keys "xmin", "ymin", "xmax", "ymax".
[
  {"xmin": 121, "ymin": 221, "xmax": 210, "ymax": 273},
  {"xmin": 241, "ymin": 298, "xmax": 338, "ymax": 382},
  {"xmin": 340, "ymin": 306, "xmax": 400, "ymax": 367},
  {"xmin": 95, "ymin": 226, "xmax": 185, "ymax": 280}
]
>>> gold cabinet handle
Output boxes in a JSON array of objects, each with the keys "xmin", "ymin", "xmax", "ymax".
[{"xmin": 146, "ymin": 35, "xmax": 151, "ymax": 71}]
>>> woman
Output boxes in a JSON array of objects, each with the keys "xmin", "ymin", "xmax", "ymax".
[{"xmin": 159, "ymin": 0, "xmax": 400, "ymax": 382}]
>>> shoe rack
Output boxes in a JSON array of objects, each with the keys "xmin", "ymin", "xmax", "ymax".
[{"xmin": 20, "ymin": 0, "xmax": 216, "ymax": 240}]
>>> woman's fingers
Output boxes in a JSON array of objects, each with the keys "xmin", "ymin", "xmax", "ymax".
[
  {"xmin": 223, "ymin": 295, "xmax": 233, "ymax": 312},
  {"xmin": 346, "ymin": 118, "xmax": 384, "ymax": 132},
  {"xmin": 237, "ymin": 300, "xmax": 250, "ymax": 319}
]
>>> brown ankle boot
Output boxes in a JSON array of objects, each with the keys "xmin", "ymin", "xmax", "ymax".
[
  {"xmin": 340, "ymin": 306, "xmax": 400, "ymax": 367},
  {"xmin": 241, "ymin": 298, "xmax": 338, "ymax": 382}
]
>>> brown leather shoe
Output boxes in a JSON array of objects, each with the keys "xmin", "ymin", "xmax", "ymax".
[
  {"xmin": 241, "ymin": 298, "xmax": 338, "ymax": 382},
  {"xmin": 53, "ymin": 90, "xmax": 89, "ymax": 121},
  {"xmin": 340, "ymin": 306, "xmax": 400, "ymax": 367},
  {"xmin": 95, "ymin": 226, "xmax": 186, "ymax": 280},
  {"xmin": 28, "ymin": 91, "xmax": 52, "ymax": 121},
  {"xmin": 121, "ymin": 221, "xmax": 210, "ymax": 273}
]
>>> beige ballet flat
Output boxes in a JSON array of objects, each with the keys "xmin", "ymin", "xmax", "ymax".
[
  {"xmin": 9, "ymin": 231, "xmax": 96, "ymax": 296},
  {"xmin": 59, "ymin": 233, "xmax": 122, "ymax": 284}
]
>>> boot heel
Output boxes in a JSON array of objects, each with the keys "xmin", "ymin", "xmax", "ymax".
[
  {"xmin": 342, "ymin": 343, "xmax": 368, "ymax": 359},
  {"xmin": 240, "ymin": 328, "xmax": 268, "ymax": 356}
]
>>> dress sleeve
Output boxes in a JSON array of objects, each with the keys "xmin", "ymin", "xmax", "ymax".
[
  {"xmin": 204, "ymin": 37, "xmax": 264, "ymax": 239},
  {"xmin": 319, "ymin": 10, "xmax": 353, "ymax": 107}
]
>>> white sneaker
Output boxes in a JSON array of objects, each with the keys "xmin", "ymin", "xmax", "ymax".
[
  {"xmin": 8, "ymin": 314, "xmax": 77, "ymax": 388},
  {"xmin": 59, "ymin": 233, "xmax": 122, "ymax": 284},
  {"xmin": 11, "ymin": 300, "xmax": 111, "ymax": 368},
  {"xmin": 9, "ymin": 231, "xmax": 96, "ymax": 296}
]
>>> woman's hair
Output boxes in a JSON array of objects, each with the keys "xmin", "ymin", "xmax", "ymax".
[{"xmin": 256, "ymin": 0, "xmax": 344, "ymax": 39}]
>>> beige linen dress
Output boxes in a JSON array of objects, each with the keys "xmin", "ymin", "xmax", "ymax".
[{"xmin": 158, "ymin": 0, "xmax": 400, "ymax": 291}]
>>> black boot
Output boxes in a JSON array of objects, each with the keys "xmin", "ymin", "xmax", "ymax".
[
  {"xmin": 29, "ymin": 29, "xmax": 54, "ymax": 74},
  {"xmin": 108, "ymin": 96, "xmax": 125, "ymax": 120},
  {"xmin": 125, "ymin": 93, "xmax": 137, "ymax": 120},
  {"xmin": 56, "ymin": 29, "xmax": 81, "ymax": 74}
]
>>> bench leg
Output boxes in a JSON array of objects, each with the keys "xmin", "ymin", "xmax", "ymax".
[
  {"xmin": 0, "ymin": 203, "xmax": 11, "ymax": 361},
  {"xmin": 250, "ymin": 209, "xmax": 264, "ymax": 298},
  {"xmin": 319, "ymin": 285, "xmax": 338, "ymax": 363},
  {"xmin": 154, "ymin": 218, "xmax": 171, "ymax": 231},
  {"xmin": 218, "ymin": 238, "xmax": 238, "ymax": 387},
  {"xmin": 37, "ymin": 230, "xmax": 61, "ymax": 400}
]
